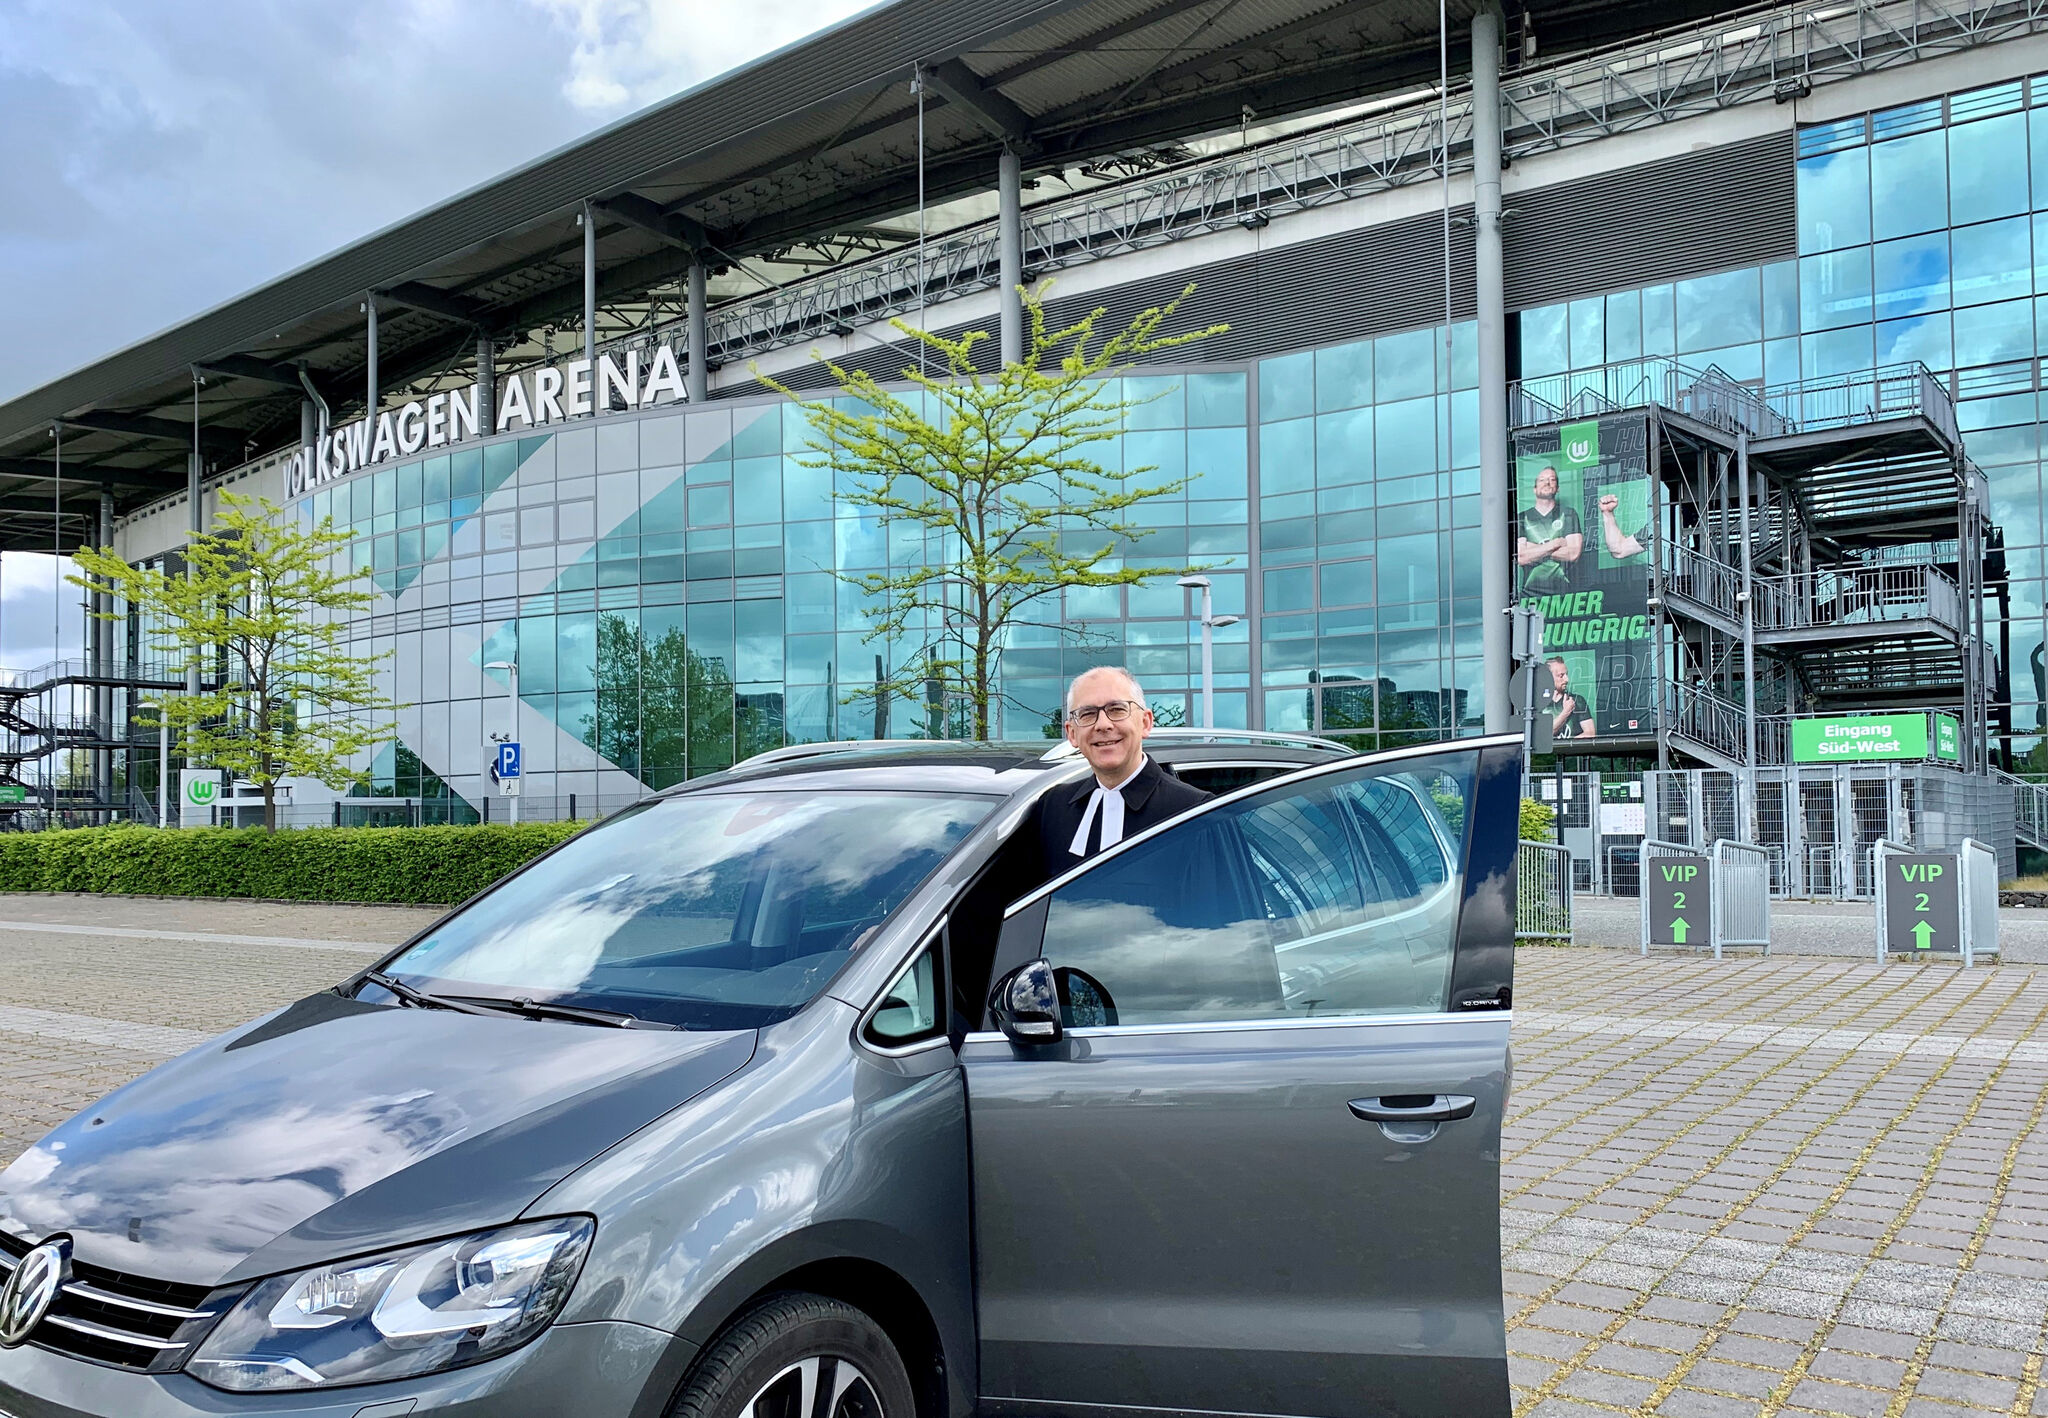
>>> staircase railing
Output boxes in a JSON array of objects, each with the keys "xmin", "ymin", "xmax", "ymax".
[
  {"xmin": 1660, "ymin": 542, "xmax": 1745, "ymax": 625},
  {"xmin": 1752, "ymin": 563, "xmax": 1963, "ymax": 637},
  {"xmin": 1993, "ymin": 769, "xmax": 2048, "ymax": 850},
  {"xmin": 1761, "ymin": 362, "xmax": 1960, "ymax": 448}
]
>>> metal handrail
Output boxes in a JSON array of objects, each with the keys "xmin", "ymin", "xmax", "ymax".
[
  {"xmin": 1760, "ymin": 362, "xmax": 1960, "ymax": 447},
  {"xmin": 1661, "ymin": 542, "xmax": 1745, "ymax": 624},
  {"xmin": 1752, "ymin": 563, "xmax": 1962, "ymax": 636}
]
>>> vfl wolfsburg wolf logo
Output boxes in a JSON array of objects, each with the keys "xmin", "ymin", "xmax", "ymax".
[
  {"xmin": 186, "ymin": 777, "xmax": 218, "ymax": 806},
  {"xmin": 1559, "ymin": 419, "xmax": 1600, "ymax": 468}
]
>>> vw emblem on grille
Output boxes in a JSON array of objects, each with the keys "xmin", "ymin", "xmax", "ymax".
[{"xmin": 0, "ymin": 1238, "xmax": 69, "ymax": 1347}]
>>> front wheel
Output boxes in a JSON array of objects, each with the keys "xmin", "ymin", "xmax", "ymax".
[{"xmin": 669, "ymin": 1293, "xmax": 917, "ymax": 1418}]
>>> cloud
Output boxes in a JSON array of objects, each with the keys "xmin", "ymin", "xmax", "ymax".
[
  {"xmin": 0, "ymin": 0, "xmax": 877, "ymax": 403},
  {"xmin": 535, "ymin": 0, "xmax": 878, "ymax": 113}
]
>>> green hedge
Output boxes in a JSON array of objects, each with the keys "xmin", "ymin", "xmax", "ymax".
[{"xmin": 0, "ymin": 823, "xmax": 587, "ymax": 905}]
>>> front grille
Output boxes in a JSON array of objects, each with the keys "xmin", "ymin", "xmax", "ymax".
[{"xmin": 0, "ymin": 1231, "xmax": 241, "ymax": 1373}]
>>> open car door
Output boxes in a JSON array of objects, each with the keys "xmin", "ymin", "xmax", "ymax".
[{"xmin": 962, "ymin": 735, "xmax": 1520, "ymax": 1418}]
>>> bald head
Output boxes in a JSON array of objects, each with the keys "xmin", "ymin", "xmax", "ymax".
[
  {"xmin": 1064, "ymin": 666, "xmax": 1152, "ymax": 785},
  {"xmin": 1065, "ymin": 666, "xmax": 1146, "ymax": 713}
]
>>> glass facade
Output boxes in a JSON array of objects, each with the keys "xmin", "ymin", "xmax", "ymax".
[
  {"xmin": 291, "ymin": 68, "xmax": 2048, "ymax": 809},
  {"xmin": 1515, "ymin": 73, "xmax": 2048, "ymax": 756}
]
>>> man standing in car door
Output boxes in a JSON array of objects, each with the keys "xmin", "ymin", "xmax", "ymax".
[{"xmin": 1038, "ymin": 667, "xmax": 1211, "ymax": 875}]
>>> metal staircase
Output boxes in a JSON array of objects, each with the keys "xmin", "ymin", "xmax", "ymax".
[{"xmin": 1509, "ymin": 356, "xmax": 1989, "ymax": 776}]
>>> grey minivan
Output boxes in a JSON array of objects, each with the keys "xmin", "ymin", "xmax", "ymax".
[{"xmin": 0, "ymin": 732, "xmax": 1519, "ymax": 1418}]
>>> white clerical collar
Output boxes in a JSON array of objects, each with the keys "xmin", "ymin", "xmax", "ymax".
[{"xmin": 1069, "ymin": 755, "xmax": 1149, "ymax": 857}]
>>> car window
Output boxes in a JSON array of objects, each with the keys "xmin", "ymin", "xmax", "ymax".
[
  {"xmin": 381, "ymin": 791, "xmax": 993, "ymax": 1030},
  {"xmin": 866, "ymin": 940, "xmax": 945, "ymax": 1047},
  {"xmin": 1036, "ymin": 751, "xmax": 1477, "ymax": 1026},
  {"xmin": 1169, "ymin": 762, "xmax": 1300, "ymax": 796}
]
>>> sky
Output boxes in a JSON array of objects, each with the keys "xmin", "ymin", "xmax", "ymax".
[{"xmin": 0, "ymin": 0, "xmax": 877, "ymax": 668}]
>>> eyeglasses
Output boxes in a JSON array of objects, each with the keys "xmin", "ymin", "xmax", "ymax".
[{"xmin": 1066, "ymin": 700, "xmax": 1138, "ymax": 727}]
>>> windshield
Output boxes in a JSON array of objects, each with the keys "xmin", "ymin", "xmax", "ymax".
[{"xmin": 374, "ymin": 790, "xmax": 995, "ymax": 1029}]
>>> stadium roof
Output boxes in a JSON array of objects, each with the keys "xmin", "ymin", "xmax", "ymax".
[{"xmin": 0, "ymin": 0, "xmax": 1702, "ymax": 549}]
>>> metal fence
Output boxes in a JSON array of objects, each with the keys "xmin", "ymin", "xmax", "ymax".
[
  {"xmin": 1643, "ymin": 763, "xmax": 2015, "ymax": 897},
  {"xmin": 1515, "ymin": 840, "xmax": 1573, "ymax": 942},
  {"xmin": 1962, "ymin": 838, "xmax": 2001, "ymax": 967},
  {"xmin": 1713, "ymin": 840, "xmax": 1772, "ymax": 956}
]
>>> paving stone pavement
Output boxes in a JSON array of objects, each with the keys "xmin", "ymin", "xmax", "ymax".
[{"xmin": 2, "ymin": 898, "xmax": 2047, "ymax": 1416}]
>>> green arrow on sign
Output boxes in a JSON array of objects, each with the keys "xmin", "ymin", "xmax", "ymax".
[
  {"xmin": 1671, "ymin": 918, "xmax": 1690, "ymax": 944},
  {"xmin": 1912, "ymin": 920, "xmax": 1935, "ymax": 950}
]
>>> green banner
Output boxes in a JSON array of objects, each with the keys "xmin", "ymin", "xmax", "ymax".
[
  {"xmin": 1791, "ymin": 714, "xmax": 1932, "ymax": 763},
  {"xmin": 1514, "ymin": 413, "xmax": 1655, "ymax": 740},
  {"xmin": 1933, "ymin": 713, "xmax": 1961, "ymax": 763},
  {"xmin": 0, "ymin": 785, "xmax": 24, "ymax": 804}
]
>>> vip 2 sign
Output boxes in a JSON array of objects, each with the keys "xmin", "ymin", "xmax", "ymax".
[
  {"xmin": 1884, "ymin": 854, "xmax": 1961, "ymax": 955},
  {"xmin": 1646, "ymin": 854, "xmax": 1711, "ymax": 948}
]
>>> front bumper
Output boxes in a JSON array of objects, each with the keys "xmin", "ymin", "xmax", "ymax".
[{"xmin": 0, "ymin": 1319, "xmax": 690, "ymax": 1418}]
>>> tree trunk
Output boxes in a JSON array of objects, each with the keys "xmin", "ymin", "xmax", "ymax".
[{"xmin": 263, "ymin": 781, "xmax": 276, "ymax": 833}]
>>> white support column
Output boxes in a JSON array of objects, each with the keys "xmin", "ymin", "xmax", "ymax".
[
  {"xmin": 998, "ymin": 147, "xmax": 1024, "ymax": 366},
  {"xmin": 95, "ymin": 490, "xmax": 113, "ymax": 809},
  {"xmin": 185, "ymin": 449, "xmax": 201, "ymax": 698},
  {"xmin": 476, "ymin": 334, "xmax": 495, "ymax": 432},
  {"xmin": 583, "ymin": 200, "xmax": 598, "ymax": 416},
  {"xmin": 687, "ymin": 258, "xmax": 709, "ymax": 403},
  {"xmin": 364, "ymin": 295, "xmax": 379, "ymax": 417},
  {"xmin": 1473, "ymin": 3, "xmax": 1512, "ymax": 735}
]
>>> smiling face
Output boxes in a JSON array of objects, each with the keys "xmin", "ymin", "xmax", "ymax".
[
  {"xmin": 1534, "ymin": 467, "xmax": 1559, "ymax": 501},
  {"xmin": 1064, "ymin": 668, "xmax": 1154, "ymax": 784}
]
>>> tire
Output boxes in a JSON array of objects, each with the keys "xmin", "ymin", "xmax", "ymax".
[{"xmin": 669, "ymin": 1293, "xmax": 917, "ymax": 1418}]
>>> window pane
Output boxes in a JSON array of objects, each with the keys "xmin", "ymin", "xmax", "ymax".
[
  {"xmin": 1801, "ymin": 326, "xmax": 1876, "ymax": 378},
  {"xmin": 1314, "ymin": 556, "xmax": 1374, "ymax": 611},
  {"xmin": 1873, "ymin": 231, "xmax": 1950, "ymax": 319},
  {"xmin": 1569, "ymin": 297, "xmax": 1605, "ymax": 368},
  {"xmin": 1264, "ymin": 565, "xmax": 1312, "ymax": 613},
  {"xmin": 1519, "ymin": 303, "xmax": 1567, "ymax": 377},
  {"xmin": 1875, "ymin": 314, "xmax": 1952, "ymax": 371},
  {"xmin": 1799, "ymin": 248, "xmax": 1874, "ymax": 331},
  {"xmin": 1797, "ymin": 147, "xmax": 1871, "ymax": 254},
  {"xmin": 1951, "ymin": 113, "xmax": 2029, "ymax": 226},
  {"xmin": 1605, "ymin": 291, "xmax": 1642, "ymax": 361},
  {"xmin": 1375, "ymin": 329, "xmax": 1436, "ymax": 401},
  {"xmin": 1951, "ymin": 216, "xmax": 2032, "ymax": 307},
  {"xmin": 1762, "ymin": 261, "xmax": 1800, "ymax": 339},
  {"xmin": 1955, "ymin": 298, "xmax": 2034, "ymax": 365},
  {"xmin": 868, "ymin": 944, "xmax": 943, "ymax": 1044},
  {"xmin": 1642, "ymin": 285, "xmax": 1675, "ymax": 356},
  {"xmin": 1677, "ymin": 268, "xmax": 1763, "ymax": 351},
  {"xmin": 1259, "ymin": 351, "xmax": 1313, "ymax": 422},
  {"xmin": 1870, "ymin": 129, "xmax": 1948, "ymax": 239},
  {"xmin": 1314, "ymin": 340, "xmax": 1373, "ymax": 413},
  {"xmin": 1036, "ymin": 752, "xmax": 1477, "ymax": 1025}
]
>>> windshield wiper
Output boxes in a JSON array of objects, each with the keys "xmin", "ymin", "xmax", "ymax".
[
  {"xmin": 357, "ymin": 970, "xmax": 507, "ymax": 1018},
  {"xmin": 434, "ymin": 994, "xmax": 674, "ymax": 1030}
]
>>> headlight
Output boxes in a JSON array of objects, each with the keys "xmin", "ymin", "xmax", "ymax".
[{"xmin": 186, "ymin": 1216, "xmax": 593, "ymax": 1392}]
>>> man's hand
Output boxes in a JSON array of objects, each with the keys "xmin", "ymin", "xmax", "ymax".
[{"xmin": 1599, "ymin": 494, "xmax": 1619, "ymax": 515}]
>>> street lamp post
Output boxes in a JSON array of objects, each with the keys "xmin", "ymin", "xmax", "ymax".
[
  {"xmin": 484, "ymin": 660, "xmax": 520, "ymax": 825},
  {"xmin": 1177, "ymin": 575, "xmax": 1242, "ymax": 730}
]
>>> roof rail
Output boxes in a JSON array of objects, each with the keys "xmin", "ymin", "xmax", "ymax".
[
  {"xmin": 1038, "ymin": 728, "xmax": 1357, "ymax": 762},
  {"xmin": 731, "ymin": 739, "xmax": 939, "ymax": 770}
]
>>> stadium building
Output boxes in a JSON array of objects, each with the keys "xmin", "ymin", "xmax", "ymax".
[{"xmin": 0, "ymin": 0, "xmax": 2042, "ymax": 880}]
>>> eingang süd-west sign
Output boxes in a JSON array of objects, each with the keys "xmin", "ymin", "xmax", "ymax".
[{"xmin": 280, "ymin": 341, "xmax": 695, "ymax": 499}]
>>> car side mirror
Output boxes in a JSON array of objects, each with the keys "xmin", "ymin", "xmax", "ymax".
[{"xmin": 989, "ymin": 959, "xmax": 1062, "ymax": 1046}]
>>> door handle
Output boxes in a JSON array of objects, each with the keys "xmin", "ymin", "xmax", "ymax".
[{"xmin": 1348, "ymin": 1094, "xmax": 1476, "ymax": 1124}]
